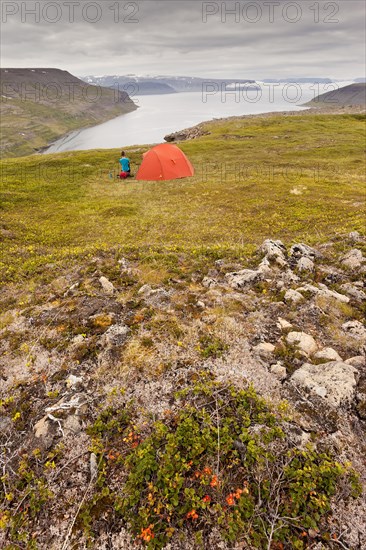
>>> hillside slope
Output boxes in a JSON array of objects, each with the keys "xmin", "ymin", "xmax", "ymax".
[
  {"xmin": 0, "ymin": 68, "xmax": 137, "ymax": 158},
  {"xmin": 305, "ymin": 83, "xmax": 366, "ymax": 107},
  {"xmin": 1, "ymin": 111, "xmax": 365, "ymax": 549}
]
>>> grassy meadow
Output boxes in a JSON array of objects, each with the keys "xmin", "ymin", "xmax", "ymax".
[{"xmin": 1, "ymin": 112, "xmax": 365, "ymax": 285}]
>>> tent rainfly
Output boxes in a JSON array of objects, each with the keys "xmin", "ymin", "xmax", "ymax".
[{"xmin": 136, "ymin": 143, "xmax": 194, "ymax": 181}]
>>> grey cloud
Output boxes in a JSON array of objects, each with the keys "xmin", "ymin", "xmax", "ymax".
[{"xmin": 1, "ymin": 0, "xmax": 365, "ymax": 78}]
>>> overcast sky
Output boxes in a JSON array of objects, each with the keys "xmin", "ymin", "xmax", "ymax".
[{"xmin": 1, "ymin": 0, "xmax": 365, "ymax": 79}]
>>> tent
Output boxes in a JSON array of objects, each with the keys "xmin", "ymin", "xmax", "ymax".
[{"xmin": 135, "ymin": 143, "xmax": 194, "ymax": 181}]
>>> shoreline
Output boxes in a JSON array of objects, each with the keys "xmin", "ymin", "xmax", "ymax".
[
  {"xmin": 163, "ymin": 104, "xmax": 366, "ymax": 143},
  {"xmin": 36, "ymin": 104, "xmax": 366, "ymax": 156}
]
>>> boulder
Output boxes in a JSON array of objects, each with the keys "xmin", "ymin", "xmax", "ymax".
[
  {"xmin": 63, "ymin": 414, "xmax": 82, "ymax": 436},
  {"xmin": 225, "ymin": 269, "xmax": 263, "ymax": 289},
  {"xmin": 34, "ymin": 416, "xmax": 51, "ymax": 438},
  {"xmin": 202, "ymin": 276, "xmax": 218, "ymax": 288},
  {"xmin": 345, "ymin": 356, "xmax": 365, "ymax": 369},
  {"xmin": 270, "ymin": 363, "xmax": 287, "ymax": 380},
  {"xmin": 314, "ymin": 347, "xmax": 343, "ymax": 362},
  {"xmin": 99, "ymin": 276, "xmax": 115, "ymax": 295},
  {"xmin": 290, "ymin": 243, "xmax": 319, "ymax": 260},
  {"xmin": 290, "ymin": 361, "xmax": 358, "ymax": 407},
  {"xmin": 277, "ymin": 317, "xmax": 292, "ymax": 330},
  {"xmin": 138, "ymin": 284, "xmax": 152, "ymax": 295},
  {"xmin": 253, "ymin": 342, "xmax": 275, "ymax": 358},
  {"xmin": 339, "ymin": 283, "xmax": 366, "ymax": 302},
  {"xmin": 260, "ymin": 239, "xmax": 287, "ymax": 265},
  {"xmin": 101, "ymin": 324, "xmax": 129, "ymax": 348},
  {"xmin": 296, "ymin": 283, "xmax": 350, "ymax": 303},
  {"xmin": 341, "ymin": 249, "xmax": 364, "ymax": 270},
  {"xmin": 349, "ymin": 231, "xmax": 362, "ymax": 242},
  {"xmin": 286, "ymin": 331, "xmax": 318, "ymax": 355},
  {"xmin": 342, "ymin": 320, "xmax": 366, "ymax": 339},
  {"xmin": 297, "ymin": 256, "xmax": 314, "ymax": 272},
  {"xmin": 284, "ymin": 289, "xmax": 303, "ymax": 304}
]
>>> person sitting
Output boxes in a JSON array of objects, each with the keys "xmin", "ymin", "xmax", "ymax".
[{"xmin": 118, "ymin": 151, "xmax": 132, "ymax": 179}]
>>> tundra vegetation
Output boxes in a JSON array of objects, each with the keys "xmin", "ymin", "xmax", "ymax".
[{"xmin": 0, "ymin": 112, "xmax": 365, "ymax": 549}]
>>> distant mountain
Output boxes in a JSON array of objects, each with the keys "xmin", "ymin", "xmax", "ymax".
[
  {"xmin": 1, "ymin": 68, "xmax": 137, "ymax": 157},
  {"xmin": 80, "ymin": 75, "xmax": 257, "ymax": 95},
  {"xmin": 354, "ymin": 77, "xmax": 366, "ymax": 83},
  {"xmin": 262, "ymin": 78, "xmax": 333, "ymax": 84},
  {"xmin": 82, "ymin": 75, "xmax": 176, "ymax": 95},
  {"xmin": 304, "ymin": 83, "xmax": 366, "ymax": 107}
]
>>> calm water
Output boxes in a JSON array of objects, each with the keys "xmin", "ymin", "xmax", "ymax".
[{"xmin": 44, "ymin": 82, "xmax": 350, "ymax": 154}]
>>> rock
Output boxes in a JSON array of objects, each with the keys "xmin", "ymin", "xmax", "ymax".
[
  {"xmin": 225, "ymin": 269, "xmax": 263, "ymax": 289},
  {"xmin": 90, "ymin": 453, "xmax": 98, "ymax": 480},
  {"xmin": 341, "ymin": 249, "xmax": 364, "ymax": 269},
  {"xmin": 277, "ymin": 317, "xmax": 292, "ymax": 330},
  {"xmin": 118, "ymin": 257, "xmax": 131, "ymax": 271},
  {"xmin": 270, "ymin": 363, "xmax": 287, "ymax": 380},
  {"xmin": 101, "ymin": 324, "xmax": 129, "ymax": 347},
  {"xmin": 99, "ymin": 276, "xmax": 115, "ymax": 295},
  {"xmin": 345, "ymin": 356, "xmax": 365, "ymax": 368},
  {"xmin": 314, "ymin": 347, "xmax": 343, "ymax": 362},
  {"xmin": 0, "ymin": 416, "xmax": 12, "ymax": 432},
  {"xmin": 296, "ymin": 283, "xmax": 350, "ymax": 303},
  {"xmin": 202, "ymin": 277, "xmax": 217, "ymax": 288},
  {"xmin": 281, "ymin": 270, "xmax": 300, "ymax": 285},
  {"xmin": 342, "ymin": 320, "xmax": 366, "ymax": 339},
  {"xmin": 196, "ymin": 300, "xmax": 206, "ymax": 309},
  {"xmin": 297, "ymin": 256, "xmax": 314, "ymax": 272},
  {"xmin": 260, "ymin": 239, "xmax": 287, "ymax": 266},
  {"xmin": 34, "ymin": 416, "xmax": 51, "ymax": 438},
  {"xmin": 138, "ymin": 284, "xmax": 152, "ymax": 295},
  {"xmin": 290, "ymin": 243, "xmax": 319, "ymax": 260},
  {"xmin": 339, "ymin": 283, "xmax": 366, "ymax": 301},
  {"xmin": 349, "ymin": 231, "xmax": 362, "ymax": 242},
  {"xmin": 253, "ymin": 342, "xmax": 275, "ymax": 357},
  {"xmin": 257, "ymin": 257, "xmax": 272, "ymax": 274},
  {"xmin": 284, "ymin": 289, "xmax": 303, "ymax": 304},
  {"xmin": 290, "ymin": 361, "xmax": 358, "ymax": 407},
  {"xmin": 286, "ymin": 331, "xmax": 318, "ymax": 355},
  {"xmin": 71, "ymin": 334, "xmax": 85, "ymax": 345},
  {"xmin": 63, "ymin": 414, "xmax": 82, "ymax": 436},
  {"xmin": 145, "ymin": 288, "xmax": 171, "ymax": 308},
  {"xmin": 66, "ymin": 374, "xmax": 83, "ymax": 388}
]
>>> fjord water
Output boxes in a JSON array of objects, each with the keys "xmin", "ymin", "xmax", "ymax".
[{"xmin": 44, "ymin": 82, "xmax": 348, "ymax": 153}]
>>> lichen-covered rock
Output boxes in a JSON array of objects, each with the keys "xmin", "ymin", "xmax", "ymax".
[
  {"xmin": 286, "ymin": 331, "xmax": 318, "ymax": 355},
  {"xmin": 290, "ymin": 361, "xmax": 358, "ymax": 407},
  {"xmin": 290, "ymin": 243, "xmax": 319, "ymax": 260},
  {"xmin": 260, "ymin": 239, "xmax": 287, "ymax": 265},
  {"xmin": 314, "ymin": 347, "xmax": 343, "ymax": 362},
  {"xmin": 99, "ymin": 276, "xmax": 115, "ymax": 295},
  {"xmin": 345, "ymin": 356, "xmax": 365, "ymax": 369},
  {"xmin": 100, "ymin": 324, "xmax": 129, "ymax": 348},
  {"xmin": 339, "ymin": 283, "xmax": 366, "ymax": 302},
  {"xmin": 342, "ymin": 320, "xmax": 366, "ymax": 340},
  {"xmin": 270, "ymin": 362, "xmax": 287, "ymax": 380},
  {"xmin": 202, "ymin": 276, "xmax": 217, "ymax": 288},
  {"xmin": 341, "ymin": 249, "xmax": 364, "ymax": 270},
  {"xmin": 284, "ymin": 289, "xmax": 303, "ymax": 304},
  {"xmin": 277, "ymin": 317, "xmax": 292, "ymax": 330},
  {"xmin": 253, "ymin": 342, "xmax": 275, "ymax": 357},
  {"xmin": 297, "ymin": 256, "xmax": 314, "ymax": 272},
  {"xmin": 296, "ymin": 283, "xmax": 350, "ymax": 303},
  {"xmin": 225, "ymin": 268, "xmax": 263, "ymax": 289}
]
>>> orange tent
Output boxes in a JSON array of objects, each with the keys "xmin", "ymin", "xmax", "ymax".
[{"xmin": 136, "ymin": 143, "xmax": 194, "ymax": 181}]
